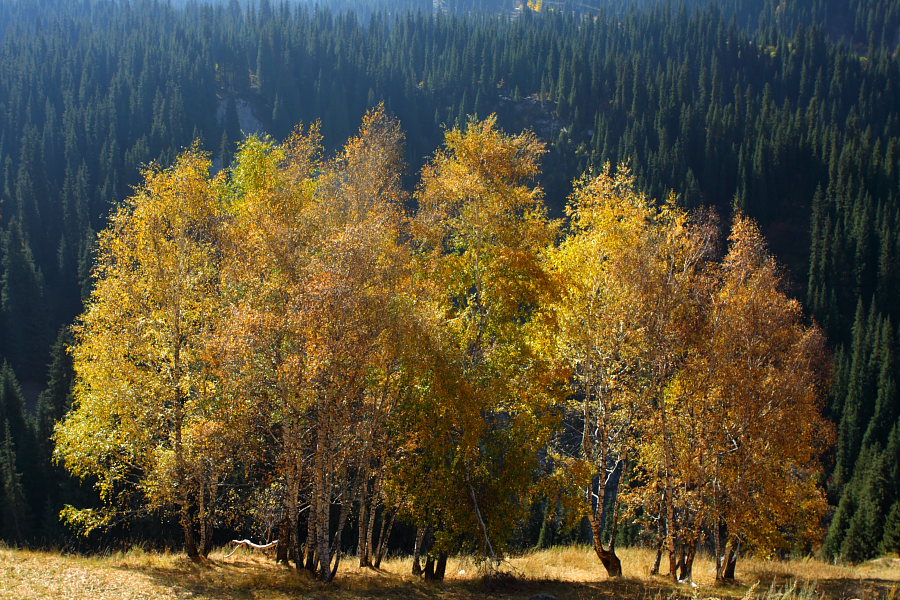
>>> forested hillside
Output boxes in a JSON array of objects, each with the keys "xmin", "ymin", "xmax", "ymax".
[{"xmin": 0, "ymin": 0, "xmax": 898, "ymax": 564}]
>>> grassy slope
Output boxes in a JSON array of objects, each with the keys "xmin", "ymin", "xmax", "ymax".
[{"xmin": 1, "ymin": 545, "xmax": 898, "ymax": 600}]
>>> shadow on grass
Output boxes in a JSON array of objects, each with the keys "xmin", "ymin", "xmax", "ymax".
[
  {"xmin": 787, "ymin": 577, "xmax": 899, "ymax": 600},
  {"xmin": 110, "ymin": 557, "xmax": 900, "ymax": 600},
  {"xmin": 738, "ymin": 569, "xmax": 900, "ymax": 600},
  {"xmin": 107, "ymin": 557, "xmax": 714, "ymax": 600},
  {"xmin": 107, "ymin": 556, "xmax": 312, "ymax": 600}
]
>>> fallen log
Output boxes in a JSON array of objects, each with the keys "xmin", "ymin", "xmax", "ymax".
[{"xmin": 224, "ymin": 539, "xmax": 279, "ymax": 558}]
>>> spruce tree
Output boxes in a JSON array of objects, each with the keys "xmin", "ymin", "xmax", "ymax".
[
  {"xmin": 36, "ymin": 328, "xmax": 75, "ymax": 451},
  {"xmin": 33, "ymin": 329, "xmax": 79, "ymax": 544},
  {"xmin": 882, "ymin": 502, "xmax": 900, "ymax": 556},
  {"xmin": 861, "ymin": 321, "xmax": 898, "ymax": 449},
  {"xmin": 1, "ymin": 220, "xmax": 50, "ymax": 382},
  {"xmin": 0, "ymin": 420, "xmax": 28, "ymax": 543},
  {"xmin": 0, "ymin": 362, "xmax": 41, "ymax": 538},
  {"xmin": 839, "ymin": 449, "xmax": 894, "ymax": 563},
  {"xmin": 841, "ymin": 499, "xmax": 878, "ymax": 563},
  {"xmin": 824, "ymin": 477, "xmax": 856, "ymax": 558}
]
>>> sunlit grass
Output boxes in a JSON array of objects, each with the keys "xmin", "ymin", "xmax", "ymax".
[{"xmin": 1, "ymin": 543, "xmax": 898, "ymax": 600}]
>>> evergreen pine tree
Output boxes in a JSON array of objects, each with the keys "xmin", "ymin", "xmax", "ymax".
[
  {"xmin": 36, "ymin": 328, "xmax": 75, "ymax": 451},
  {"xmin": 839, "ymin": 448, "xmax": 894, "ymax": 562},
  {"xmin": 882, "ymin": 502, "xmax": 900, "ymax": 556},
  {"xmin": 841, "ymin": 498, "xmax": 878, "ymax": 563},
  {"xmin": 824, "ymin": 485, "xmax": 856, "ymax": 558},
  {"xmin": 861, "ymin": 320, "xmax": 898, "ymax": 449},
  {"xmin": 0, "ymin": 419, "xmax": 28, "ymax": 543},
  {"xmin": 217, "ymin": 130, "xmax": 232, "ymax": 172},
  {"xmin": 1, "ymin": 220, "xmax": 50, "ymax": 382},
  {"xmin": 34, "ymin": 328, "xmax": 78, "ymax": 544},
  {"xmin": 833, "ymin": 300, "xmax": 877, "ymax": 492}
]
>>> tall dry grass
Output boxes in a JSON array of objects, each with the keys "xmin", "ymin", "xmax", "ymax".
[
  {"xmin": 2, "ymin": 543, "xmax": 899, "ymax": 600},
  {"xmin": 349, "ymin": 544, "xmax": 900, "ymax": 599}
]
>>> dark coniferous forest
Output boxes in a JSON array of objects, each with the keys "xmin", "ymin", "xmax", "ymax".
[{"xmin": 0, "ymin": 0, "xmax": 899, "ymax": 563}]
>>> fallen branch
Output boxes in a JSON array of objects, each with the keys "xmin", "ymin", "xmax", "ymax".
[{"xmin": 224, "ymin": 539, "xmax": 279, "ymax": 558}]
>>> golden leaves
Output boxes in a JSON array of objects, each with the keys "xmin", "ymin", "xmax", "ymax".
[
  {"xmin": 54, "ymin": 111, "xmax": 829, "ymax": 564},
  {"xmin": 546, "ymin": 164, "xmax": 830, "ymax": 562}
]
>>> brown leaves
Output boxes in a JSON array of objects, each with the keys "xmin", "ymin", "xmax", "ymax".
[
  {"xmin": 697, "ymin": 216, "xmax": 833, "ymax": 552},
  {"xmin": 548, "ymin": 165, "xmax": 831, "ymax": 570},
  {"xmin": 56, "ymin": 112, "xmax": 830, "ymax": 570}
]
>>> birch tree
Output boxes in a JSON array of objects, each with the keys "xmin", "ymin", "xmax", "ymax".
[
  {"xmin": 695, "ymin": 216, "xmax": 831, "ymax": 579},
  {"xmin": 405, "ymin": 116, "xmax": 563, "ymax": 575},
  {"xmin": 219, "ymin": 107, "xmax": 411, "ymax": 580},
  {"xmin": 544, "ymin": 165, "xmax": 658, "ymax": 577},
  {"xmin": 54, "ymin": 147, "xmax": 229, "ymax": 559},
  {"xmin": 217, "ymin": 126, "xmax": 323, "ymax": 569}
]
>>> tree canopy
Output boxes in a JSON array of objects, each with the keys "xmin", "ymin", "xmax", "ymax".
[{"xmin": 53, "ymin": 113, "xmax": 832, "ymax": 582}]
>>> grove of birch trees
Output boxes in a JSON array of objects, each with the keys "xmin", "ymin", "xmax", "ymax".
[{"xmin": 54, "ymin": 109, "xmax": 832, "ymax": 581}]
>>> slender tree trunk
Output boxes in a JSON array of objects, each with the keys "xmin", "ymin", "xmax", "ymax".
[
  {"xmin": 326, "ymin": 496, "xmax": 352, "ymax": 583},
  {"xmin": 174, "ymin": 397, "xmax": 199, "ymax": 560},
  {"xmin": 684, "ymin": 544, "xmax": 697, "ymax": 582},
  {"xmin": 200, "ymin": 479, "xmax": 217, "ymax": 557},
  {"xmin": 198, "ymin": 482, "xmax": 209, "ymax": 557},
  {"xmin": 328, "ymin": 549, "xmax": 343, "ymax": 582},
  {"xmin": 606, "ymin": 453, "xmax": 626, "ymax": 566},
  {"xmin": 324, "ymin": 495, "xmax": 352, "ymax": 582},
  {"xmin": 588, "ymin": 512, "xmax": 622, "ymax": 577},
  {"xmin": 714, "ymin": 520, "xmax": 725, "ymax": 581},
  {"xmin": 722, "ymin": 538, "xmax": 740, "ymax": 580},
  {"xmin": 352, "ymin": 455, "xmax": 370, "ymax": 566},
  {"xmin": 663, "ymin": 497, "xmax": 677, "ymax": 581},
  {"xmin": 434, "ymin": 552, "xmax": 448, "ymax": 580},
  {"xmin": 304, "ymin": 508, "xmax": 317, "ymax": 572},
  {"xmin": 535, "ymin": 501, "xmax": 554, "ymax": 550},
  {"xmin": 285, "ymin": 432, "xmax": 302, "ymax": 568},
  {"xmin": 356, "ymin": 478, "xmax": 370, "ymax": 567},
  {"xmin": 587, "ymin": 476, "xmax": 622, "ymax": 577},
  {"xmin": 374, "ymin": 509, "xmax": 396, "ymax": 568},
  {"xmin": 659, "ymin": 399, "xmax": 678, "ymax": 581},
  {"xmin": 679, "ymin": 517, "xmax": 701, "ymax": 582},
  {"xmin": 423, "ymin": 555, "xmax": 435, "ymax": 579},
  {"xmin": 364, "ymin": 492, "xmax": 378, "ymax": 567},
  {"xmin": 276, "ymin": 517, "xmax": 290, "ymax": 564},
  {"xmin": 714, "ymin": 523, "xmax": 721, "ymax": 580},
  {"xmin": 679, "ymin": 539, "xmax": 696, "ymax": 581},
  {"xmin": 314, "ymin": 443, "xmax": 332, "ymax": 580},
  {"xmin": 467, "ymin": 475, "xmax": 498, "ymax": 567},
  {"xmin": 209, "ymin": 482, "xmax": 218, "ymax": 556},
  {"xmin": 651, "ymin": 535, "xmax": 663, "ymax": 576},
  {"xmin": 181, "ymin": 505, "xmax": 199, "ymax": 560},
  {"xmin": 651, "ymin": 506, "xmax": 665, "ymax": 576},
  {"xmin": 411, "ymin": 526, "xmax": 427, "ymax": 576},
  {"xmin": 713, "ymin": 457, "xmax": 723, "ymax": 581}
]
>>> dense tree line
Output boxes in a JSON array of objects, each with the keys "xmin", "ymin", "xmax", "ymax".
[
  {"xmin": 54, "ymin": 111, "xmax": 830, "ymax": 583},
  {"xmin": 0, "ymin": 0, "xmax": 898, "ymax": 562}
]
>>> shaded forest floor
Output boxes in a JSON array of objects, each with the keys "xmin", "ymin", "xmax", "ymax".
[{"xmin": 1, "ymin": 544, "xmax": 898, "ymax": 600}]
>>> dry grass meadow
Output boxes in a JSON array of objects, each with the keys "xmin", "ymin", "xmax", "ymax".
[{"xmin": 1, "ymin": 544, "xmax": 898, "ymax": 600}]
